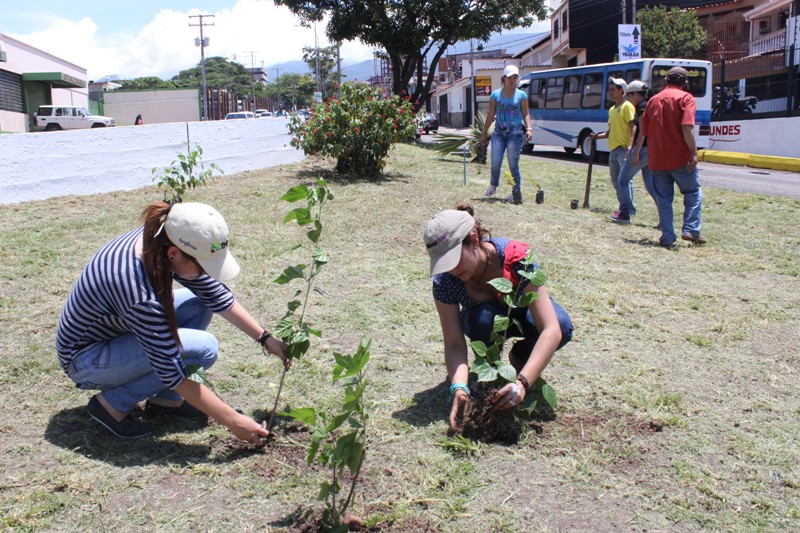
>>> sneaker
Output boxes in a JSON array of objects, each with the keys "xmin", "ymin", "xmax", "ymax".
[
  {"xmin": 609, "ymin": 212, "xmax": 631, "ymax": 224},
  {"xmin": 144, "ymin": 399, "xmax": 208, "ymax": 419},
  {"xmin": 681, "ymin": 233, "xmax": 707, "ymax": 245},
  {"xmin": 485, "ymin": 185, "xmax": 497, "ymax": 196},
  {"xmin": 87, "ymin": 395, "xmax": 153, "ymax": 438}
]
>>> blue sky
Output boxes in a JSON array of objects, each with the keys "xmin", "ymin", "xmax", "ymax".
[{"xmin": 0, "ymin": 1, "xmax": 550, "ymax": 80}]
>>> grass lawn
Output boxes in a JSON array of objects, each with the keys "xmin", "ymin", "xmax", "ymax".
[{"xmin": 1, "ymin": 142, "xmax": 798, "ymax": 532}]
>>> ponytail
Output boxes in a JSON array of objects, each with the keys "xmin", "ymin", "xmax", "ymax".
[{"xmin": 140, "ymin": 202, "xmax": 181, "ymax": 348}]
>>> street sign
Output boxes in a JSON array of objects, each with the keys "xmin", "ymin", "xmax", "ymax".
[
  {"xmin": 618, "ymin": 24, "xmax": 642, "ymax": 60},
  {"xmin": 476, "ymin": 76, "xmax": 492, "ymax": 96},
  {"xmin": 313, "ymin": 91, "xmax": 322, "ymax": 103}
]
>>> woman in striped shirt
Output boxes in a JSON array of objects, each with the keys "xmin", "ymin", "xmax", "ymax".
[{"xmin": 57, "ymin": 201, "xmax": 289, "ymax": 443}]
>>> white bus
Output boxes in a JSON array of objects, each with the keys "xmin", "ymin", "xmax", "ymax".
[{"xmin": 518, "ymin": 58, "xmax": 713, "ymax": 158}]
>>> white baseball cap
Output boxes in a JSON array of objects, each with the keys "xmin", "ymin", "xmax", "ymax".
[
  {"xmin": 424, "ymin": 210, "xmax": 475, "ymax": 277},
  {"xmin": 503, "ymin": 65, "xmax": 519, "ymax": 78},
  {"xmin": 608, "ymin": 77, "xmax": 628, "ymax": 92},
  {"xmin": 164, "ymin": 202, "xmax": 240, "ymax": 281},
  {"xmin": 625, "ymin": 80, "xmax": 647, "ymax": 95}
]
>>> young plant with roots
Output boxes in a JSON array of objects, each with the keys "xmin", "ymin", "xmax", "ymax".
[
  {"xmin": 284, "ymin": 339, "xmax": 371, "ymax": 532},
  {"xmin": 267, "ymin": 178, "xmax": 333, "ymax": 431},
  {"xmin": 461, "ymin": 249, "xmax": 557, "ymax": 442}
]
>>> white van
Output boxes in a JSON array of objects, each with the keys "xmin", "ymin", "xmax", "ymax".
[{"xmin": 34, "ymin": 105, "xmax": 115, "ymax": 131}]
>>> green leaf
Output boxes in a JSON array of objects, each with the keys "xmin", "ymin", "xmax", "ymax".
[
  {"xmin": 284, "ymin": 407, "xmax": 317, "ymax": 425},
  {"xmin": 307, "ymin": 220, "xmax": 322, "ymax": 243},
  {"xmin": 312, "ymin": 245, "xmax": 328, "ymax": 265},
  {"xmin": 519, "ymin": 269, "xmax": 548, "ymax": 286},
  {"xmin": 326, "ymin": 412, "xmax": 350, "ymax": 433},
  {"xmin": 317, "ymin": 481, "xmax": 331, "ymax": 501},
  {"xmin": 541, "ymin": 381, "xmax": 557, "ymax": 408},
  {"xmin": 345, "ymin": 441, "xmax": 363, "ymax": 476},
  {"xmin": 470, "ymin": 340, "xmax": 488, "ymax": 357},
  {"xmin": 284, "ymin": 207, "xmax": 313, "ymax": 225},
  {"xmin": 473, "ymin": 362, "xmax": 498, "ymax": 382},
  {"xmin": 488, "ymin": 277, "xmax": 513, "ymax": 293},
  {"xmin": 288, "ymin": 338, "xmax": 310, "ymax": 359},
  {"xmin": 274, "ymin": 265, "xmax": 305, "ymax": 285},
  {"xmin": 280, "ymin": 184, "xmax": 309, "ymax": 203},
  {"xmin": 516, "ymin": 291, "xmax": 539, "ymax": 308},
  {"xmin": 287, "ymin": 299, "xmax": 302, "ymax": 312},
  {"xmin": 497, "ymin": 364, "xmax": 517, "ymax": 383},
  {"xmin": 492, "ymin": 315, "xmax": 509, "ymax": 333}
]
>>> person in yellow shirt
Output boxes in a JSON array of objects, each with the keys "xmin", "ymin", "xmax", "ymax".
[{"xmin": 591, "ymin": 77, "xmax": 636, "ymax": 223}]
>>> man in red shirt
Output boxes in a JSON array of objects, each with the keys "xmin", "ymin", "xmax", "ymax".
[{"xmin": 640, "ymin": 66, "xmax": 706, "ymax": 247}]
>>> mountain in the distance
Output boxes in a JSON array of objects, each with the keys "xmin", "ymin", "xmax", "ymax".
[{"xmin": 265, "ymin": 59, "xmax": 375, "ymax": 83}]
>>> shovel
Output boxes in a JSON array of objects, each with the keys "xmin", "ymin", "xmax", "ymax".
[{"xmin": 582, "ymin": 137, "xmax": 596, "ymax": 208}]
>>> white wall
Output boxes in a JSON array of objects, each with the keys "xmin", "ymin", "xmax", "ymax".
[
  {"xmin": 0, "ymin": 110, "xmax": 27, "ymax": 132},
  {"xmin": 706, "ymin": 116, "xmax": 800, "ymax": 158},
  {"xmin": 0, "ymin": 118, "xmax": 304, "ymax": 205}
]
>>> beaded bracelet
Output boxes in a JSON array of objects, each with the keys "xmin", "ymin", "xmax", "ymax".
[
  {"xmin": 449, "ymin": 383, "xmax": 470, "ymax": 397},
  {"xmin": 516, "ymin": 374, "xmax": 531, "ymax": 391}
]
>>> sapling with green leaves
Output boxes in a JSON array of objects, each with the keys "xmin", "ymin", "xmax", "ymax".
[
  {"xmin": 284, "ymin": 339, "xmax": 371, "ymax": 532},
  {"xmin": 468, "ymin": 249, "xmax": 557, "ymax": 418},
  {"xmin": 267, "ymin": 178, "xmax": 333, "ymax": 430},
  {"xmin": 152, "ymin": 143, "xmax": 223, "ymax": 203}
]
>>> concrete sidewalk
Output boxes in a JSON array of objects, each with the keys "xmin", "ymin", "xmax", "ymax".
[{"xmin": 698, "ymin": 150, "xmax": 800, "ymax": 173}]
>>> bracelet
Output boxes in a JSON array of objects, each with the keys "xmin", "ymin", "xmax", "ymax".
[
  {"xmin": 449, "ymin": 383, "xmax": 470, "ymax": 397},
  {"xmin": 257, "ymin": 330, "xmax": 272, "ymax": 347},
  {"xmin": 516, "ymin": 374, "xmax": 531, "ymax": 391}
]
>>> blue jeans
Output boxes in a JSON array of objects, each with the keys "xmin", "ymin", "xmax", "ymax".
[
  {"xmin": 650, "ymin": 165, "xmax": 703, "ymax": 246},
  {"xmin": 608, "ymin": 147, "xmax": 627, "ymax": 195},
  {"xmin": 490, "ymin": 126, "xmax": 524, "ymax": 190},
  {"xmin": 460, "ymin": 299, "xmax": 573, "ymax": 365},
  {"xmin": 66, "ymin": 289, "xmax": 218, "ymax": 413},
  {"xmin": 616, "ymin": 146, "xmax": 654, "ymax": 216}
]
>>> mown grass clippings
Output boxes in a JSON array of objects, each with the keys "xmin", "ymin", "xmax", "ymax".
[{"xmin": 1, "ymin": 142, "xmax": 798, "ymax": 531}]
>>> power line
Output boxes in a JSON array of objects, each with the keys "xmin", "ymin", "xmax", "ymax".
[{"xmin": 189, "ymin": 14, "xmax": 215, "ymax": 121}]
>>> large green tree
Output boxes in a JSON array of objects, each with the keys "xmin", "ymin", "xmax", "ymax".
[
  {"xmin": 171, "ymin": 56, "xmax": 256, "ymax": 94},
  {"xmin": 268, "ymin": 73, "xmax": 316, "ymax": 109},
  {"xmin": 302, "ymin": 44, "xmax": 344, "ymax": 99},
  {"xmin": 638, "ymin": 6, "xmax": 706, "ymax": 59},
  {"xmin": 275, "ymin": 0, "xmax": 548, "ymax": 110},
  {"xmin": 118, "ymin": 76, "xmax": 176, "ymax": 90}
]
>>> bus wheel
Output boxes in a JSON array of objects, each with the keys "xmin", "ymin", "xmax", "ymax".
[
  {"xmin": 521, "ymin": 143, "xmax": 534, "ymax": 154},
  {"xmin": 579, "ymin": 132, "xmax": 594, "ymax": 161},
  {"xmin": 564, "ymin": 147, "xmax": 576, "ymax": 155}
]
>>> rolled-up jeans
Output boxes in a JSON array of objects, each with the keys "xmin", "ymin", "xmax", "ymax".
[
  {"xmin": 65, "ymin": 288, "xmax": 218, "ymax": 414},
  {"xmin": 460, "ymin": 298, "xmax": 573, "ymax": 367},
  {"xmin": 490, "ymin": 125, "xmax": 524, "ymax": 190},
  {"xmin": 616, "ymin": 146, "xmax": 653, "ymax": 216}
]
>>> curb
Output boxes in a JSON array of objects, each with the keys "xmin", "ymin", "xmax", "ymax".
[{"xmin": 699, "ymin": 149, "xmax": 800, "ymax": 173}]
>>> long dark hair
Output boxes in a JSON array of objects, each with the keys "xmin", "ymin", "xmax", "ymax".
[
  {"xmin": 140, "ymin": 202, "xmax": 181, "ymax": 347},
  {"xmin": 455, "ymin": 202, "xmax": 491, "ymax": 243}
]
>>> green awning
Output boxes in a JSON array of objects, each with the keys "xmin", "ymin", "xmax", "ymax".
[{"xmin": 22, "ymin": 72, "xmax": 86, "ymax": 88}]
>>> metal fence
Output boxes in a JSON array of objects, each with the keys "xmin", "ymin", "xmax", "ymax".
[{"xmin": 712, "ymin": 46, "xmax": 799, "ymax": 120}]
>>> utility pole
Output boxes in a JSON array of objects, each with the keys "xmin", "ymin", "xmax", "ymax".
[
  {"xmin": 314, "ymin": 21, "xmax": 321, "ymax": 99},
  {"xmin": 469, "ymin": 39, "xmax": 476, "ymax": 126},
  {"xmin": 336, "ymin": 41, "xmax": 342, "ymax": 99},
  {"xmin": 189, "ymin": 14, "xmax": 215, "ymax": 121},
  {"xmin": 621, "ymin": 0, "xmax": 627, "ymax": 25},
  {"xmin": 632, "ymin": 0, "xmax": 637, "ymax": 24}
]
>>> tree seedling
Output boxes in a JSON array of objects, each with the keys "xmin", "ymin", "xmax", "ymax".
[
  {"xmin": 267, "ymin": 178, "xmax": 333, "ymax": 431},
  {"xmin": 152, "ymin": 142, "xmax": 223, "ymax": 203}
]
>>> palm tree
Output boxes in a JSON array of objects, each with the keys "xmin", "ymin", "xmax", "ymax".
[{"xmin": 432, "ymin": 111, "xmax": 492, "ymax": 163}]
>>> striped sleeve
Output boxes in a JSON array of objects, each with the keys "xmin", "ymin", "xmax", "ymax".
[{"xmin": 173, "ymin": 274, "xmax": 235, "ymax": 313}]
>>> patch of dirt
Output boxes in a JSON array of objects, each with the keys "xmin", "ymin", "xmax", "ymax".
[
  {"xmin": 458, "ymin": 385, "xmax": 524, "ymax": 444},
  {"xmin": 528, "ymin": 410, "xmax": 664, "ymax": 443},
  {"xmin": 281, "ymin": 505, "xmax": 440, "ymax": 532}
]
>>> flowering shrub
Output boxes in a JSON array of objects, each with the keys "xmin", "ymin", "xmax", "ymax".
[{"xmin": 288, "ymin": 82, "xmax": 417, "ymax": 175}]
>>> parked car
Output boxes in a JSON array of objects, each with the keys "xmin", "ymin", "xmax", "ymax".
[
  {"xmin": 254, "ymin": 109, "xmax": 273, "ymax": 117},
  {"xmin": 422, "ymin": 113, "xmax": 439, "ymax": 134},
  {"xmin": 225, "ymin": 112, "xmax": 255, "ymax": 120},
  {"xmin": 34, "ymin": 105, "xmax": 115, "ymax": 131}
]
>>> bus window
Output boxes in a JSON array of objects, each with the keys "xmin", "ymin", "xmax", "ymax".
[
  {"xmin": 546, "ymin": 77, "xmax": 564, "ymax": 109},
  {"xmin": 581, "ymin": 72, "xmax": 603, "ymax": 109},
  {"xmin": 625, "ymin": 69, "xmax": 641, "ymax": 83},
  {"xmin": 528, "ymin": 79, "xmax": 541, "ymax": 109},
  {"xmin": 563, "ymin": 75, "xmax": 581, "ymax": 109},
  {"xmin": 538, "ymin": 80, "xmax": 547, "ymax": 109},
  {"xmin": 606, "ymin": 70, "xmax": 623, "ymax": 108},
  {"xmin": 651, "ymin": 65, "xmax": 709, "ymax": 98}
]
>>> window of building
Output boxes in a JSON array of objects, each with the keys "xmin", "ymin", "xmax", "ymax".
[
  {"xmin": 553, "ymin": 19, "xmax": 560, "ymax": 40},
  {"xmin": 759, "ymin": 19, "xmax": 770, "ymax": 35},
  {"xmin": 562, "ymin": 10, "xmax": 568, "ymax": 33},
  {"xmin": 0, "ymin": 69, "xmax": 24, "ymax": 113}
]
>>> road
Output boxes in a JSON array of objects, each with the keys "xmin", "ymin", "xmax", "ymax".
[{"xmin": 420, "ymin": 130, "xmax": 800, "ymax": 200}]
